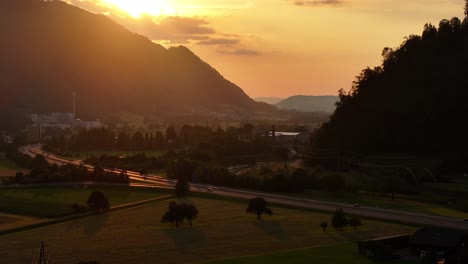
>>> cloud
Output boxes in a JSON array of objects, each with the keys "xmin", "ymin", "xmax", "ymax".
[
  {"xmin": 220, "ymin": 49, "xmax": 261, "ymax": 56},
  {"xmin": 67, "ymin": 0, "xmax": 113, "ymax": 14},
  {"xmin": 107, "ymin": 15, "xmax": 215, "ymax": 44},
  {"xmin": 68, "ymin": 0, "xmax": 259, "ymax": 50},
  {"xmin": 291, "ymin": 0, "xmax": 345, "ymax": 6},
  {"xmin": 197, "ymin": 38, "xmax": 241, "ymax": 46}
]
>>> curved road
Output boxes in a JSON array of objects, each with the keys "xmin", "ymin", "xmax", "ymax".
[{"xmin": 18, "ymin": 144, "xmax": 468, "ymax": 231}]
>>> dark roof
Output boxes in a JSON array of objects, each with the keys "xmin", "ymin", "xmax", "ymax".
[
  {"xmin": 409, "ymin": 228, "xmax": 468, "ymax": 249},
  {"xmin": 363, "ymin": 234, "xmax": 411, "ymax": 242}
]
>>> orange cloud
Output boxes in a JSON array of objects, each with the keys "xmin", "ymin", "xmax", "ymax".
[{"xmin": 291, "ymin": 0, "xmax": 345, "ymax": 6}]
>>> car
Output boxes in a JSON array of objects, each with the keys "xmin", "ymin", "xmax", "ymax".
[
  {"xmin": 207, "ymin": 187, "xmax": 214, "ymax": 192},
  {"xmin": 354, "ymin": 204, "xmax": 360, "ymax": 207}
]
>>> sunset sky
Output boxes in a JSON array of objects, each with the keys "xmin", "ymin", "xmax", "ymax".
[{"xmin": 67, "ymin": 0, "xmax": 464, "ymax": 98}]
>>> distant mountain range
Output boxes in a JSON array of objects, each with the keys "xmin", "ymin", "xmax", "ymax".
[
  {"xmin": 273, "ymin": 95, "xmax": 338, "ymax": 113},
  {"xmin": 0, "ymin": 0, "xmax": 273, "ymax": 130},
  {"xmin": 254, "ymin": 97, "xmax": 285, "ymax": 105}
]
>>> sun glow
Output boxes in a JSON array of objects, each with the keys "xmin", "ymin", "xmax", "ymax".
[{"xmin": 102, "ymin": 0, "xmax": 176, "ymax": 18}]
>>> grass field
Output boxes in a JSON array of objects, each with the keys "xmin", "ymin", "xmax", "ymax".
[
  {"xmin": 0, "ymin": 212, "xmax": 46, "ymax": 232},
  {"xmin": 426, "ymin": 182, "xmax": 468, "ymax": 193},
  {"xmin": 0, "ymin": 188, "xmax": 169, "ymax": 218},
  {"xmin": 0, "ymin": 197, "xmax": 417, "ymax": 264},
  {"xmin": 293, "ymin": 190, "xmax": 468, "ymax": 219},
  {"xmin": 0, "ymin": 159, "xmax": 20, "ymax": 170},
  {"xmin": 204, "ymin": 242, "xmax": 417, "ymax": 264}
]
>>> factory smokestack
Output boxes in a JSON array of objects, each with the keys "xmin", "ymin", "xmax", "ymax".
[{"xmin": 73, "ymin": 92, "xmax": 76, "ymax": 120}]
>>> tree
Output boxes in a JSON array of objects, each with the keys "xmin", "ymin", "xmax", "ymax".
[
  {"xmin": 175, "ymin": 177, "xmax": 190, "ymax": 197},
  {"xmin": 165, "ymin": 125, "xmax": 177, "ymax": 144},
  {"xmin": 331, "ymin": 208, "xmax": 347, "ymax": 231},
  {"xmin": 132, "ymin": 131, "xmax": 145, "ymax": 149},
  {"xmin": 246, "ymin": 197, "xmax": 273, "ymax": 220},
  {"xmin": 322, "ymin": 173, "xmax": 346, "ymax": 192},
  {"xmin": 161, "ymin": 201, "xmax": 183, "ymax": 227},
  {"xmin": 181, "ymin": 203, "xmax": 198, "ymax": 227},
  {"xmin": 320, "ymin": 221, "xmax": 328, "ymax": 232},
  {"xmin": 383, "ymin": 175, "xmax": 400, "ymax": 200},
  {"xmin": 160, "ymin": 201, "xmax": 198, "ymax": 228},
  {"xmin": 465, "ymin": 0, "xmax": 468, "ymax": 18},
  {"xmin": 86, "ymin": 191, "xmax": 110, "ymax": 212},
  {"xmin": 348, "ymin": 215, "xmax": 362, "ymax": 229}
]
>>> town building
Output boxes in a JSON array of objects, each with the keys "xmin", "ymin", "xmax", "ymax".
[
  {"xmin": 25, "ymin": 112, "xmax": 102, "ymax": 142},
  {"xmin": 267, "ymin": 131, "xmax": 310, "ymax": 146},
  {"xmin": 359, "ymin": 228, "xmax": 468, "ymax": 263},
  {"xmin": 409, "ymin": 227, "xmax": 468, "ymax": 262}
]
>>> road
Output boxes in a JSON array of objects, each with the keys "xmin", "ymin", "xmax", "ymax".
[{"xmin": 18, "ymin": 144, "xmax": 468, "ymax": 231}]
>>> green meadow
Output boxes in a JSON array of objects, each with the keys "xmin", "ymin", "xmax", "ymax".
[
  {"xmin": 0, "ymin": 188, "xmax": 169, "ymax": 217},
  {"xmin": 0, "ymin": 196, "xmax": 417, "ymax": 264}
]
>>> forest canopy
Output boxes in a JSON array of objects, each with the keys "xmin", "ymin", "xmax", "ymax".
[{"xmin": 313, "ymin": 16, "xmax": 468, "ymax": 160}]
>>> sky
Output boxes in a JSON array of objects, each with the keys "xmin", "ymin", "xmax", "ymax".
[{"xmin": 67, "ymin": 0, "xmax": 465, "ymax": 98}]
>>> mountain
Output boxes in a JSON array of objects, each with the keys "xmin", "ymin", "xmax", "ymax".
[
  {"xmin": 314, "ymin": 18, "xmax": 468, "ymax": 158},
  {"xmin": 254, "ymin": 97, "xmax": 285, "ymax": 105},
  {"xmin": 0, "ymin": 0, "xmax": 274, "ymax": 130},
  {"xmin": 275, "ymin": 95, "xmax": 338, "ymax": 113}
]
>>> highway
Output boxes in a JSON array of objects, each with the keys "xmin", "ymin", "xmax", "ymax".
[{"xmin": 18, "ymin": 144, "xmax": 468, "ymax": 231}]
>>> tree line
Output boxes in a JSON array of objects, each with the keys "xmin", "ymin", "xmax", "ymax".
[
  {"xmin": 4, "ymin": 151, "xmax": 129, "ymax": 184},
  {"xmin": 44, "ymin": 124, "xmax": 289, "ymax": 166}
]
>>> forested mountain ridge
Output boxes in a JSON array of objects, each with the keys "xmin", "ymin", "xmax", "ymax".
[
  {"xmin": 0, "ymin": 0, "xmax": 274, "ymax": 130},
  {"xmin": 313, "ymin": 17, "xmax": 468, "ymax": 158}
]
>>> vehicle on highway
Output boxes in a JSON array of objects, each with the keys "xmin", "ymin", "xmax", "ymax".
[
  {"xmin": 354, "ymin": 204, "xmax": 360, "ymax": 207},
  {"xmin": 207, "ymin": 187, "xmax": 213, "ymax": 192}
]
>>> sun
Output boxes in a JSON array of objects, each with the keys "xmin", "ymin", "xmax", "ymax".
[{"xmin": 102, "ymin": 0, "xmax": 176, "ymax": 18}]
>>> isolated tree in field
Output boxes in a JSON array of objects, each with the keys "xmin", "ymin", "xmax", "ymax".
[
  {"xmin": 348, "ymin": 215, "xmax": 362, "ymax": 229},
  {"xmin": 87, "ymin": 191, "xmax": 110, "ymax": 212},
  {"xmin": 320, "ymin": 221, "xmax": 328, "ymax": 232},
  {"xmin": 160, "ymin": 201, "xmax": 198, "ymax": 227},
  {"xmin": 331, "ymin": 208, "xmax": 347, "ymax": 231},
  {"xmin": 161, "ymin": 201, "xmax": 183, "ymax": 227},
  {"xmin": 246, "ymin": 197, "xmax": 273, "ymax": 220},
  {"xmin": 181, "ymin": 203, "xmax": 198, "ymax": 227},
  {"xmin": 175, "ymin": 177, "xmax": 190, "ymax": 197}
]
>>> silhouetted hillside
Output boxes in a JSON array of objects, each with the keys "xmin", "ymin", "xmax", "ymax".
[
  {"xmin": 0, "ymin": 0, "xmax": 274, "ymax": 130},
  {"xmin": 275, "ymin": 96, "xmax": 338, "ymax": 113},
  {"xmin": 314, "ymin": 17, "xmax": 468, "ymax": 161},
  {"xmin": 254, "ymin": 97, "xmax": 285, "ymax": 105}
]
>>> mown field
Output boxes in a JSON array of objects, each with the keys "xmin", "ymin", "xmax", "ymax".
[
  {"xmin": 292, "ymin": 189, "xmax": 468, "ymax": 219},
  {"xmin": 0, "ymin": 212, "xmax": 46, "ymax": 232},
  {"xmin": 204, "ymin": 242, "xmax": 417, "ymax": 264},
  {"xmin": 425, "ymin": 182, "xmax": 468, "ymax": 193},
  {"xmin": 0, "ymin": 197, "xmax": 417, "ymax": 264},
  {"xmin": 0, "ymin": 188, "xmax": 169, "ymax": 218},
  {"xmin": 0, "ymin": 159, "xmax": 19, "ymax": 170},
  {"xmin": 0, "ymin": 159, "xmax": 29, "ymax": 178}
]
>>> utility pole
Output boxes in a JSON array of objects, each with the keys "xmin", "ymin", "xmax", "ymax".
[
  {"xmin": 32, "ymin": 241, "xmax": 49, "ymax": 264},
  {"xmin": 73, "ymin": 91, "xmax": 76, "ymax": 120}
]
